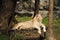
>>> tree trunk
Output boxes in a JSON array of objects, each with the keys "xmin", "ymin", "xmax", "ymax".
[
  {"xmin": 47, "ymin": 0, "xmax": 57, "ymax": 40},
  {"xmin": 33, "ymin": 0, "xmax": 40, "ymax": 18},
  {"xmin": 0, "ymin": 0, "xmax": 17, "ymax": 34}
]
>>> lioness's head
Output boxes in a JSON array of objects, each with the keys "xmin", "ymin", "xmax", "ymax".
[{"xmin": 35, "ymin": 13, "xmax": 42, "ymax": 22}]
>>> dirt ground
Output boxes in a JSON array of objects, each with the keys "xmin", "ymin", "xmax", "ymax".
[{"xmin": 15, "ymin": 29, "xmax": 46, "ymax": 40}]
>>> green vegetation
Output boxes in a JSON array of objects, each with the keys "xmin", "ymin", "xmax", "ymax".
[
  {"xmin": 16, "ymin": 34, "xmax": 23, "ymax": 40},
  {"xmin": 42, "ymin": 18, "xmax": 48, "ymax": 25},
  {"xmin": 15, "ymin": 15, "xmax": 32, "ymax": 22},
  {"xmin": 0, "ymin": 16, "xmax": 60, "ymax": 40},
  {"xmin": 0, "ymin": 35, "xmax": 8, "ymax": 40},
  {"xmin": 53, "ymin": 19, "xmax": 60, "ymax": 40}
]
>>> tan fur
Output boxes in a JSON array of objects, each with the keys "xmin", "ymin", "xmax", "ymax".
[{"xmin": 12, "ymin": 13, "xmax": 46, "ymax": 34}]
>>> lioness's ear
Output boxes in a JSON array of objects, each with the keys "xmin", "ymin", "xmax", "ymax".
[{"xmin": 37, "ymin": 17, "xmax": 40, "ymax": 22}]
